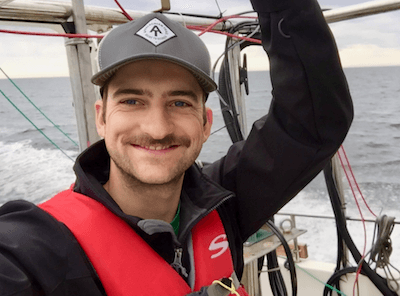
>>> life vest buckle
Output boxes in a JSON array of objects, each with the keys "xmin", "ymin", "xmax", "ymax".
[{"xmin": 212, "ymin": 277, "xmax": 240, "ymax": 296}]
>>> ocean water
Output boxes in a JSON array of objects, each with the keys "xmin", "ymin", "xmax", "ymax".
[{"xmin": 1, "ymin": 66, "xmax": 400, "ymax": 269}]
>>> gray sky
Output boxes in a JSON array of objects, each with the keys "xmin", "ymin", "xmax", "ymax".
[{"xmin": 0, "ymin": 0, "xmax": 399, "ymax": 78}]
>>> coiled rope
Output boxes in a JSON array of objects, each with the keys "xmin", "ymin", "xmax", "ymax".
[{"xmin": 370, "ymin": 215, "xmax": 399, "ymax": 292}]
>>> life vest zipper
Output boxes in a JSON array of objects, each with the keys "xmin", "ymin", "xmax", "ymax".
[{"xmin": 171, "ymin": 247, "xmax": 188, "ymax": 278}]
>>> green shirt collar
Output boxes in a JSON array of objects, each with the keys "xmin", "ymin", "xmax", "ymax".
[{"xmin": 170, "ymin": 202, "xmax": 181, "ymax": 236}]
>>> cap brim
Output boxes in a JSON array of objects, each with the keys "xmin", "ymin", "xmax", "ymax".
[{"xmin": 91, "ymin": 54, "xmax": 217, "ymax": 94}]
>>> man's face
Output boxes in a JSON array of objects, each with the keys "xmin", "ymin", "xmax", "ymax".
[{"xmin": 95, "ymin": 60, "xmax": 212, "ymax": 185}]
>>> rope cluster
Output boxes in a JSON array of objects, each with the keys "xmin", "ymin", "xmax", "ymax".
[{"xmin": 370, "ymin": 215, "xmax": 399, "ymax": 292}]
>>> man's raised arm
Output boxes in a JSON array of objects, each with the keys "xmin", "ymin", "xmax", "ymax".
[{"xmin": 205, "ymin": 0, "xmax": 354, "ymax": 240}]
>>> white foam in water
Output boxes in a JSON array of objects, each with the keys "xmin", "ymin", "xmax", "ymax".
[{"xmin": 0, "ymin": 140, "xmax": 76, "ymax": 205}]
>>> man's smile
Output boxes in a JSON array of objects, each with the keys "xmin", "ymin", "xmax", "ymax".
[{"xmin": 132, "ymin": 144, "xmax": 180, "ymax": 155}]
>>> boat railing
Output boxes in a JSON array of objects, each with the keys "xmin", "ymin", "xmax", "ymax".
[{"xmin": 276, "ymin": 212, "xmax": 400, "ymax": 225}]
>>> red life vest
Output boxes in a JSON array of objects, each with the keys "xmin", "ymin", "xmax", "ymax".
[{"xmin": 39, "ymin": 188, "xmax": 248, "ymax": 295}]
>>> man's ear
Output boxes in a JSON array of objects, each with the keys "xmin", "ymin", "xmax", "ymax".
[
  {"xmin": 95, "ymin": 100, "xmax": 105, "ymax": 138},
  {"xmin": 203, "ymin": 107, "xmax": 213, "ymax": 142}
]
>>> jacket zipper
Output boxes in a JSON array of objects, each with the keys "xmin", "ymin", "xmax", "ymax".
[{"xmin": 171, "ymin": 247, "xmax": 188, "ymax": 278}]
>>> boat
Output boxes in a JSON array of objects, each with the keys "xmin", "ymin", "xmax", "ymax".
[{"xmin": 1, "ymin": 0, "xmax": 400, "ymax": 295}]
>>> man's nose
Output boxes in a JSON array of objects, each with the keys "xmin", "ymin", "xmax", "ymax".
[{"xmin": 141, "ymin": 106, "xmax": 174, "ymax": 140}]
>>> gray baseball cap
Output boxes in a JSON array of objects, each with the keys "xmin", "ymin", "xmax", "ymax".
[{"xmin": 91, "ymin": 13, "xmax": 217, "ymax": 94}]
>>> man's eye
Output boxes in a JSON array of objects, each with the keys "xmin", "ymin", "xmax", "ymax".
[
  {"xmin": 174, "ymin": 101, "xmax": 188, "ymax": 107},
  {"xmin": 123, "ymin": 99, "xmax": 138, "ymax": 105}
]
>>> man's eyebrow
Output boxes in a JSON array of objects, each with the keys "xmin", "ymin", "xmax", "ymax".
[
  {"xmin": 111, "ymin": 88, "xmax": 152, "ymax": 98},
  {"xmin": 167, "ymin": 90, "xmax": 200, "ymax": 103}
]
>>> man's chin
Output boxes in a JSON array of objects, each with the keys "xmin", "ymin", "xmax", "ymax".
[{"xmin": 134, "ymin": 171, "xmax": 185, "ymax": 186}]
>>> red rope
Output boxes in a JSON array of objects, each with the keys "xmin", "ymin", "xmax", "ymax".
[
  {"xmin": 337, "ymin": 145, "xmax": 380, "ymax": 295},
  {"xmin": 337, "ymin": 149, "xmax": 367, "ymax": 295},
  {"xmin": 354, "ymin": 260, "xmax": 364, "ymax": 296},
  {"xmin": 188, "ymin": 25, "xmax": 261, "ymax": 44},
  {"xmin": 0, "ymin": 29, "xmax": 103, "ymax": 39},
  {"xmin": 197, "ymin": 15, "xmax": 257, "ymax": 36},
  {"xmin": 114, "ymin": 0, "xmax": 133, "ymax": 21},
  {"xmin": 337, "ymin": 148, "xmax": 367, "ymax": 248},
  {"xmin": 339, "ymin": 146, "xmax": 376, "ymax": 217}
]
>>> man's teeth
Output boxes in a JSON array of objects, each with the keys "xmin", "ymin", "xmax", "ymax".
[{"xmin": 141, "ymin": 145, "xmax": 172, "ymax": 150}]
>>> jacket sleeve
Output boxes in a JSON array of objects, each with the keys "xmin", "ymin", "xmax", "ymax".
[
  {"xmin": 204, "ymin": 0, "xmax": 353, "ymax": 240},
  {"xmin": 0, "ymin": 201, "xmax": 104, "ymax": 296}
]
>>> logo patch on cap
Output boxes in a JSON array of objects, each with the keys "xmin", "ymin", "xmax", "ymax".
[{"xmin": 135, "ymin": 18, "xmax": 176, "ymax": 46}]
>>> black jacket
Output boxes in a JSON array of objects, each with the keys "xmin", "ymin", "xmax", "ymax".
[{"xmin": 0, "ymin": 0, "xmax": 353, "ymax": 295}]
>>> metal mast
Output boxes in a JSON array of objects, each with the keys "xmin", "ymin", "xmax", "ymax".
[{"xmin": 65, "ymin": 0, "xmax": 100, "ymax": 151}]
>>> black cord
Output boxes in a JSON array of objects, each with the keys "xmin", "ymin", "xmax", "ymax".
[
  {"xmin": 323, "ymin": 267, "xmax": 366, "ymax": 296},
  {"xmin": 266, "ymin": 251, "xmax": 288, "ymax": 296},
  {"xmin": 264, "ymin": 217, "xmax": 288, "ymax": 296},
  {"xmin": 214, "ymin": 0, "xmax": 224, "ymax": 19},
  {"xmin": 266, "ymin": 220, "xmax": 297, "ymax": 296},
  {"xmin": 216, "ymin": 21, "xmax": 261, "ymax": 143}
]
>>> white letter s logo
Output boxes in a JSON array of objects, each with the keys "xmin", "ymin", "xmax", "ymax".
[{"xmin": 209, "ymin": 234, "xmax": 229, "ymax": 259}]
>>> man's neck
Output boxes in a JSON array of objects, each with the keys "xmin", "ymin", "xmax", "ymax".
[{"xmin": 104, "ymin": 166, "xmax": 183, "ymax": 223}]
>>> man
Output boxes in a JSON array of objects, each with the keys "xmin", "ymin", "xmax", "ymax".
[{"xmin": 0, "ymin": 0, "xmax": 353, "ymax": 294}]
